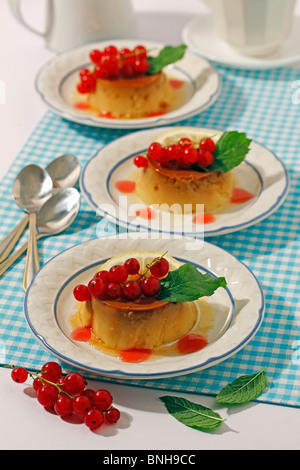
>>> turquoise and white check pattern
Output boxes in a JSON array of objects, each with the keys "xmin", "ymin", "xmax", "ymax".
[{"xmin": 0, "ymin": 65, "xmax": 299, "ymax": 407}]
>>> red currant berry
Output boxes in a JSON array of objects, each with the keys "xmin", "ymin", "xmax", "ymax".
[
  {"xmin": 93, "ymin": 389, "xmax": 113, "ymax": 411},
  {"xmin": 73, "ymin": 284, "xmax": 90, "ymax": 302},
  {"xmin": 133, "ymin": 58, "xmax": 149, "ymax": 75},
  {"xmin": 124, "ymin": 257, "xmax": 140, "ymax": 275},
  {"xmin": 107, "ymin": 65, "xmax": 120, "ymax": 79},
  {"xmin": 73, "ymin": 395, "xmax": 93, "ymax": 415},
  {"xmin": 95, "ymin": 64, "xmax": 110, "ymax": 79},
  {"xmin": 147, "ymin": 142, "xmax": 165, "ymax": 161},
  {"xmin": 54, "ymin": 395, "xmax": 74, "ymax": 417},
  {"xmin": 105, "ymin": 407, "xmax": 121, "ymax": 424},
  {"xmin": 121, "ymin": 62, "xmax": 134, "ymax": 77},
  {"xmin": 102, "ymin": 53, "xmax": 118, "ymax": 69},
  {"xmin": 64, "ymin": 373, "xmax": 86, "ymax": 396},
  {"xmin": 200, "ymin": 137, "xmax": 216, "ymax": 153},
  {"xmin": 182, "ymin": 146, "xmax": 199, "ymax": 166},
  {"xmin": 37, "ymin": 384, "xmax": 59, "ymax": 407},
  {"xmin": 88, "ymin": 277, "xmax": 107, "ymax": 299},
  {"xmin": 122, "ymin": 281, "xmax": 142, "ymax": 301},
  {"xmin": 119, "ymin": 47, "xmax": 131, "ymax": 58},
  {"xmin": 198, "ymin": 150, "xmax": 214, "ymax": 168},
  {"xmin": 133, "ymin": 155, "xmax": 148, "ymax": 168},
  {"xmin": 178, "ymin": 137, "xmax": 192, "ymax": 147},
  {"xmin": 103, "ymin": 45, "xmax": 118, "ymax": 56},
  {"xmin": 149, "ymin": 257, "xmax": 169, "ymax": 278},
  {"xmin": 95, "ymin": 270, "xmax": 110, "ymax": 285},
  {"xmin": 57, "ymin": 376, "xmax": 68, "ymax": 393},
  {"xmin": 163, "ymin": 144, "xmax": 182, "ymax": 164},
  {"xmin": 81, "ymin": 388, "xmax": 95, "ymax": 401},
  {"xmin": 80, "ymin": 68, "xmax": 90, "ymax": 79},
  {"xmin": 81, "ymin": 73, "xmax": 96, "ymax": 92},
  {"xmin": 133, "ymin": 45, "xmax": 147, "ymax": 59},
  {"xmin": 90, "ymin": 49, "xmax": 102, "ymax": 64},
  {"xmin": 33, "ymin": 377, "xmax": 44, "ymax": 392},
  {"xmin": 142, "ymin": 277, "xmax": 161, "ymax": 297},
  {"xmin": 11, "ymin": 367, "xmax": 28, "ymax": 383},
  {"xmin": 84, "ymin": 408, "xmax": 104, "ymax": 430},
  {"xmin": 77, "ymin": 81, "xmax": 88, "ymax": 94},
  {"xmin": 109, "ymin": 265, "xmax": 128, "ymax": 284},
  {"xmin": 41, "ymin": 362, "xmax": 62, "ymax": 382},
  {"xmin": 107, "ymin": 282, "xmax": 122, "ymax": 299}
]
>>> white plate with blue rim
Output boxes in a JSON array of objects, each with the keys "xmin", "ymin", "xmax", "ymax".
[
  {"xmin": 35, "ymin": 39, "xmax": 221, "ymax": 129},
  {"xmin": 80, "ymin": 126, "xmax": 289, "ymax": 237},
  {"xmin": 24, "ymin": 234, "xmax": 264, "ymax": 379}
]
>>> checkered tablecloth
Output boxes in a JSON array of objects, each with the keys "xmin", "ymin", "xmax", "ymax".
[{"xmin": 0, "ymin": 65, "xmax": 299, "ymax": 407}]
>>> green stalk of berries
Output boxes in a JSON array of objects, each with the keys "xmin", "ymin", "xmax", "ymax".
[{"xmin": 10, "ymin": 362, "xmax": 120, "ymax": 430}]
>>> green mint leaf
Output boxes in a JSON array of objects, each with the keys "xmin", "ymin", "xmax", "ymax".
[
  {"xmin": 156, "ymin": 263, "xmax": 226, "ymax": 303},
  {"xmin": 160, "ymin": 396, "xmax": 225, "ymax": 431},
  {"xmin": 215, "ymin": 367, "xmax": 268, "ymax": 405},
  {"xmin": 210, "ymin": 131, "xmax": 252, "ymax": 173},
  {"xmin": 147, "ymin": 44, "xmax": 187, "ymax": 75}
]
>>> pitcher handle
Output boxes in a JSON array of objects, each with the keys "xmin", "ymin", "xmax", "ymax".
[{"xmin": 8, "ymin": 0, "xmax": 53, "ymax": 37}]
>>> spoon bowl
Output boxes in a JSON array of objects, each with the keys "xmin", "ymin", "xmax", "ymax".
[
  {"xmin": 46, "ymin": 154, "xmax": 80, "ymax": 189},
  {"xmin": 37, "ymin": 187, "xmax": 81, "ymax": 236},
  {"xmin": 13, "ymin": 164, "xmax": 53, "ymax": 212},
  {"xmin": 0, "ymin": 188, "xmax": 81, "ymax": 277}
]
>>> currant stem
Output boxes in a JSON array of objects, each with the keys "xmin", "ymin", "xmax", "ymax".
[
  {"xmin": 7, "ymin": 365, "xmax": 74, "ymax": 399},
  {"xmin": 137, "ymin": 251, "xmax": 168, "ymax": 281}
]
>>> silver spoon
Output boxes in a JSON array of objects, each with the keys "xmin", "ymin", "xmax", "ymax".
[
  {"xmin": 0, "ymin": 154, "xmax": 80, "ymax": 262},
  {"xmin": 46, "ymin": 153, "xmax": 80, "ymax": 189},
  {"xmin": 13, "ymin": 165, "xmax": 54, "ymax": 291},
  {"xmin": 0, "ymin": 188, "xmax": 81, "ymax": 279}
]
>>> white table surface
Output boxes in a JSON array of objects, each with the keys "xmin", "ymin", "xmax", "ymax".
[{"xmin": 0, "ymin": 0, "xmax": 299, "ymax": 451}]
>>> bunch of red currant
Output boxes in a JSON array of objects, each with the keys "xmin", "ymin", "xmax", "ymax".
[
  {"xmin": 73, "ymin": 255, "xmax": 169, "ymax": 303},
  {"xmin": 11, "ymin": 362, "xmax": 120, "ymax": 431},
  {"xmin": 134, "ymin": 137, "xmax": 216, "ymax": 170},
  {"xmin": 77, "ymin": 44, "xmax": 150, "ymax": 94}
]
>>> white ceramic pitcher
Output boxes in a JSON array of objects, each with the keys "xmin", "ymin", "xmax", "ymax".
[
  {"xmin": 201, "ymin": 0, "xmax": 296, "ymax": 56},
  {"xmin": 8, "ymin": 0, "xmax": 138, "ymax": 52}
]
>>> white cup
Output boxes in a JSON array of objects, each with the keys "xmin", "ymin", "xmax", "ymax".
[
  {"xmin": 8, "ymin": 0, "xmax": 138, "ymax": 53},
  {"xmin": 202, "ymin": 0, "xmax": 296, "ymax": 56}
]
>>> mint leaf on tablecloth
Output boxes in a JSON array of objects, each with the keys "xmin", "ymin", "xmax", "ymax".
[
  {"xmin": 156, "ymin": 262, "xmax": 226, "ymax": 303},
  {"xmin": 215, "ymin": 367, "xmax": 268, "ymax": 405},
  {"xmin": 160, "ymin": 396, "xmax": 225, "ymax": 431},
  {"xmin": 147, "ymin": 44, "xmax": 187, "ymax": 75},
  {"xmin": 209, "ymin": 131, "xmax": 252, "ymax": 173}
]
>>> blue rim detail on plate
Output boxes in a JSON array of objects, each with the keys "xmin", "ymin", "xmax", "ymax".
[
  {"xmin": 80, "ymin": 140, "xmax": 289, "ymax": 237},
  {"xmin": 23, "ymin": 239, "xmax": 264, "ymax": 378}
]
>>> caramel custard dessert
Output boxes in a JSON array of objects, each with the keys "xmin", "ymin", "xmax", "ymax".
[
  {"xmin": 70, "ymin": 251, "xmax": 226, "ymax": 363},
  {"xmin": 74, "ymin": 44, "xmax": 187, "ymax": 119},
  {"xmin": 133, "ymin": 128, "xmax": 252, "ymax": 213}
]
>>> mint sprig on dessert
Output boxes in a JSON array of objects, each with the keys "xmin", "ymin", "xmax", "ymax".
[
  {"xmin": 147, "ymin": 44, "xmax": 187, "ymax": 75},
  {"xmin": 157, "ymin": 263, "xmax": 227, "ymax": 303}
]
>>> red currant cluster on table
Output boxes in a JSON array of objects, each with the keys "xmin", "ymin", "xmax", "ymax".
[
  {"xmin": 73, "ymin": 255, "xmax": 170, "ymax": 303},
  {"xmin": 11, "ymin": 362, "xmax": 120, "ymax": 430},
  {"xmin": 77, "ymin": 44, "xmax": 150, "ymax": 94},
  {"xmin": 134, "ymin": 137, "xmax": 216, "ymax": 170}
]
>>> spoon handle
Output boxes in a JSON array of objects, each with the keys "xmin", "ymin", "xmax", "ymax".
[
  {"xmin": 0, "ymin": 233, "xmax": 42, "ymax": 276},
  {"xmin": 23, "ymin": 212, "xmax": 40, "ymax": 291},
  {"xmin": 0, "ymin": 215, "xmax": 29, "ymax": 262}
]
